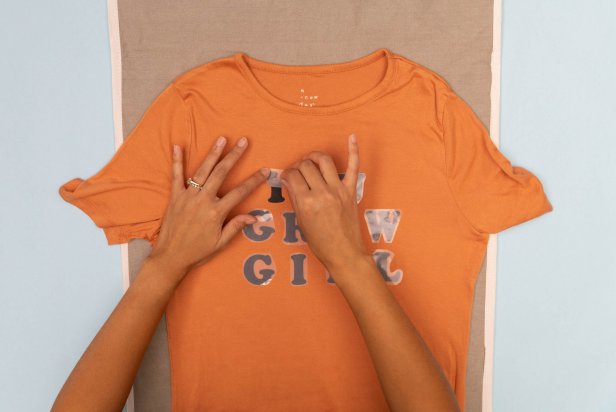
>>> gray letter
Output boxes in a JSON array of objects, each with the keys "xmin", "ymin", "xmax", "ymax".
[
  {"xmin": 243, "ymin": 209, "xmax": 275, "ymax": 242},
  {"xmin": 282, "ymin": 211, "xmax": 306, "ymax": 244},
  {"xmin": 243, "ymin": 254, "xmax": 275, "ymax": 285},
  {"xmin": 290, "ymin": 253, "xmax": 307, "ymax": 285}
]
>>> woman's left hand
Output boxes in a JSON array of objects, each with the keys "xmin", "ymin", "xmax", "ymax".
[{"xmin": 149, "ymin": 136, "xmax": 270, "ymax": 284}]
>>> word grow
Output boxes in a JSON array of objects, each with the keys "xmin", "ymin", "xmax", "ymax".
[{"xmin": 240, "ymin": 208, "xmax": 403, "ymax": 286}]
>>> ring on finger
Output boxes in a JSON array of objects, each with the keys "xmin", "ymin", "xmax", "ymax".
[{"xmin": 186, "ymin": 177, "xmax": 204, "ymax": 191}]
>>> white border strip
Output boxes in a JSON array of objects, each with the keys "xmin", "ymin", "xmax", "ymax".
[
  {"xmin": 483, "ymin": 0, "xmax": 502, "ymax": 411},
  {"xmin": 106, "ymin": 0, "xmax": 135, "ymax": 411}
]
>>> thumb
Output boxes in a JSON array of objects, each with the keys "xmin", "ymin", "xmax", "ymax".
[{"xmin": 217, "ymin": 214, "xmax": 257, "ymax": 250}]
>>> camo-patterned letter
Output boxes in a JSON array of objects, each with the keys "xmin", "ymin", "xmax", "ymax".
[
  {"xmin": 373, "ymin": 249, "xmax": 403, "ymax": 284},
  {"xmin": 364, "ymin": 209, "xmax": 402, "ymax": 243}
]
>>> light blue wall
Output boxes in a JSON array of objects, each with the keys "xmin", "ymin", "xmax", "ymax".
[
  {"xmin": 0, "ymin": 1, "xmax": 126, "ymax": 410},
  {"xmin": 0, "ymin": 1, "xmax": 614, "ymax": 411},
  {"xmin": 494, "ymin": 1, "xmax": 615, "ymax": 411}
]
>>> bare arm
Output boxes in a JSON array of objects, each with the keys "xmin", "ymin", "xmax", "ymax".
[
  {"xmin": 53, "ymin": 135, "xmax": 269, "ymax": 411},
  {"xmin": 51, "ymin": 255, "xmax": 183, "ymax": 412},
  {"xmin": 329, "ymin": 254, "xmax": 460, "ymax": 412},
  {"xmin": 279, "ymin": 133, "xmax": 460, "ymax": 412}
]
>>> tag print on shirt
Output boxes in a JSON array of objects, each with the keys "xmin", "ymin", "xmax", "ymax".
[
  {"xmin": 298, "ymin": 88, "xmax": 318, "ymax": 107},
  {"xmin": 241, "ymin": 168, "xmax": 404, "ymax": 286}
]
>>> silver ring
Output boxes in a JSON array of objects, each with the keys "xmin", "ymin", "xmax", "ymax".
[{"xmin": 186, "ymin": 177, "xmax": 203, "ymax": 190}]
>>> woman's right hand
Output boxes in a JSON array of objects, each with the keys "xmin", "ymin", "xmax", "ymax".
[
  {"xmin": 149, "ymin": 135, "xmax": 270, "ymax": 283},
  {"xmin": 279, "ymin": 133, "xmax": 372, "ymax": 279}
]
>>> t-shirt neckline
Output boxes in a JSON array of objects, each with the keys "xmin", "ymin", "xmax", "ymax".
[{"xmin": 234, "ymin": 48, "xmax": 397, "ymax": 115}]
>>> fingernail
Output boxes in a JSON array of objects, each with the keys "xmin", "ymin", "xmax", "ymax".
[
  {"xmin": 216, "ymin": 136, "xmax": 226, "ymax": 147},
  {"xmin": 173, "ymin": 144, "xmax": 180, "ymax": 157},
  {"xmin": 245, "ymin": 216, "xmax": 257, "ymax": 225},
  {"xmin": 238, "ymin": 136, "xmax": 247, "ymax": 147},
  {"xmin": 260, "ymin": 167, "xmax": 270, "ymax": 178},
  {"xmin": 350, "ymin": 133, "xmax": 357, "ymax": 144}
]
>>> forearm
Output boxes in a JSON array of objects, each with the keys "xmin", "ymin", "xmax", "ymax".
[
  {"xmin": 52, "ymin": 255, "xmax": 184, "ymax": 412},
  {"xmin": 330, "ymin": 255, "xmax": 460, "ymax": 412}
]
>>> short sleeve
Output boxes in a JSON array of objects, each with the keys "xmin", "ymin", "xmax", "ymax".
[
  {"xmin": 441, "ymin": 89, "xmax": 553, "ymax": 234},
  {"xmin": 58, "ymin": 82, "xmax": 191, "ymax": 246}
]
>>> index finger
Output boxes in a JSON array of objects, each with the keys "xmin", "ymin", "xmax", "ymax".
[
  {"xmin": 217, "ymin": 167, "xmax": 271, "ymax": 213},
  {"xmin": 342, "ymin": 133, "xmax": 359, "ymax": 192}
]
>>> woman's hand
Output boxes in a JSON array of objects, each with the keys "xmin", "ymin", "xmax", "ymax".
[
  {"xmin": 52, "ymin": 135, "xmax": 269, "ymax": 412},
  {"xmin": 280, "ymin": 133, "xmax": 460, "ymax": 411},
  {"xmin": 149, "ymin": 135, "xmax": 270, "ymax": 282},
  {"xmin": 279, "ymin": 133, "xmax": 370, "ymax": 277}
]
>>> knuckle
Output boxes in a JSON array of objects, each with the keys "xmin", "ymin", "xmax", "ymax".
[
  {"xmin": 211, "ymin": 164, "xmax": 228, "ymax": 179},
  {"xmin": 337, "ymin": 186, "xmax": 350, "ymax": 198},
  {"xmin": 196, "ymin": 154, "xmax": 214, "ymax": 171},
  {"xmin": 321, "ymin": 191, "xmax": 337, "ymax": 204},
  {"xmin": 194, "ymin": 194, "xmax": 208, "ymax": 207},
  {"xmin": 300, "ymin": 194, "xmax": 317, "ymax": 208},
  {"xmin": 299, "ymin": 159, "xmax": 313, "ymax": 168},
  {"xmin": 205, "ymin": 150, "xmax": 217, "ymax": 161},
  {"xmin": 280, "ymin": 167, "xmax": 294, "ymax": 179},
  {"xmin": 204, "ymin": 155, "xmax": 219, "ymax": 168},
  {"xmin": 232, "ymin": 144, "xmax": 245, "ymax": 155},
  {"xmin": 205, "ymin": 207, "xmax": 222, "ymax": 221},
  {"xmin": 255, "ymin": 169, "xmax": 267, "ymax": 181},
  {"xmin": 247, "ymin": 174, "xmax": 262, "ymax": 187},
  {"xmin": 313, "ymin": 151, "xmax": 328, "ymax": 161},
  {"xmin": 234, "ymin": 184, "xmax": 249, "ymax": 198}
]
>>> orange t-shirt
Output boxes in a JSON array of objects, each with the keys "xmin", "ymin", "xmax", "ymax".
[{"xmin": 59, "ymin": 48, "xmax": 553, "ymax": 411}]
